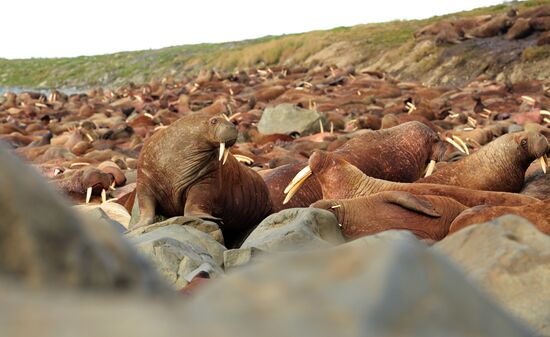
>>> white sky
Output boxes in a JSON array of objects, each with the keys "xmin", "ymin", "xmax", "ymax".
[{"xmin": 0, "ymin": 0, "xmax": 504, "ymax": 59}]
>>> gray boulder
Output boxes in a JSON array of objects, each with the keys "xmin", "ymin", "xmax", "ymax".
[
  {"xmin": 258, "ymin": 103, "xmax": 322, "ymax": 136},
  {"xmin": 127, "ymin": 223, "xmax": 226, "ymax": 289},
  {"xmin": 0, "ymin": 143, "xmax": 167, "ymax": 292},
  {"xmin": 240, "ymin": 208, "xmax": 345, "ymax": 252},
  {"xmin": 435, "ymin": 215, "xmax": 550, "ymax": 337},
  {"xmin": 183, "ymin": 230, "xmax": 533, "ymax": 337}
]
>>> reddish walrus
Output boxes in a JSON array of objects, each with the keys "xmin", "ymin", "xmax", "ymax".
[
  {"xmin": 133, "ymin": 113, "xmax": 272, "ymax": 247},
  {"xmin": 449, "ymin": 202, "xmax": 550, "ymax": 235},
  {"xmin": 283, "ymin": 151, "xmax": 540, "ymax": 208},
  {"xmin": 311, "ymin": 191, "xmax": 467, "ymax": 241},
  {"xmin": 264, "ymin": 121, "xmax": 446, "ymax": 211},
  {"xmin": 419, "ymin": 131, "xmax": 549, "ymax": 192}
]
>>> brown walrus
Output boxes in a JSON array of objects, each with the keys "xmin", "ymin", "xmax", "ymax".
[
  {"xmin": 264, "ymin": 121, "xmax": 446, "ymax": 211},
  {"xmin": 311, "ymin": 191, "xmax": 467, "ymax": 241},
  {"xmin": 419, "ymin": 131, "xmax": 549, "ymax": 192},
  {"xmin": 284, "ymin": 151, "xmax": 540, "ymax": 208},
  {"xmin": 133, "ymin": 112, "xmax": 272, "ymax": 247},
  {"xmin": 449, "ymin": 202, "xmax": 550, "ymax": 235}
]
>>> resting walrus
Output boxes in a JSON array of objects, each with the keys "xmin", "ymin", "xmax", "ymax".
[
  {"xmin": 133, "ymin": 112, "xmax": 272, "ymax": 247},
  {"xmin": 311, "ymin": 191, "xmax": 467, "ymax": 241},
  {"xmin": 284, "ymin": 151, "xmax": 540, "ymax": 208},
  {"xmin": 419, "ymin": 131, "xmax": 549, "ymax": 192}
]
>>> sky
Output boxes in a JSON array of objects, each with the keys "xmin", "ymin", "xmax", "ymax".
[{"xmin": 0, "ymin": 0, "xmax": 505, "ymax": 59}]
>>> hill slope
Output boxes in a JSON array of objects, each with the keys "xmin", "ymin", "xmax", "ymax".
[{"xmin": 1, "ymin": 0, "xmax": 549, "ymax": 89}]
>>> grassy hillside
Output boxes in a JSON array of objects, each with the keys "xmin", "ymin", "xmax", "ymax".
[{"xmin": 0, "ymin": 0, "xmax": 549, "ymax": 88}]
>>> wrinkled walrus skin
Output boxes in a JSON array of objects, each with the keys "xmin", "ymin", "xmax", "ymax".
[
  {"xmin": 264, "ymin": 121, "xmax": 446, "ymax": 211},
  {"xmin": 419, "ymin": 131, "xmax": 549, "ymax": 192},
  {"xmin": 134, "ymin": 113, "xmax": 272, "ymax": 247},
  {"xmin": 311, "ymin": 191, "xmax": 467, "ymax": 241},
  {"xmin": 289, "ymin": 151, "xmax": 540, "ymax": 209}
]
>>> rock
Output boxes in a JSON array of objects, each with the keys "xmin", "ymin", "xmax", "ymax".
[
  {"xmin": 258, "ymin": 103, "xmax": 322, "ymax": 136},
  {"xmin": 223, "ymin": 247, "xmax": 266, "ymax": 271},
  {"xmin": 0, "ymin": 143, "xmax": 167, "ymax": 292},
  {"xmin": 127, "ymin": 216, "xmax": 224, "ymax": 244},
  {"xmin": 183, "ymin": 231, "xmax": 533, "ymax": 337},
  {"xmin": 434, "ymin": 215, "xmax": 550, "ymax": 337},
  {"xmin": 506, "ymin": 18, "xmax": 533, "ymax": 39},
  {"xmin": 127, "ymin": 224, "xmax": 226, "ymax": 289},
  {"xmin": 240, "ymin": 208, "xmax": 345, "ymax": 252},
  {"xmin": 73, "ymin": 204, "xmax": 128, "ymax": 232},
  {"xmin": 507, "ymin": 123, "xmax": 524, "ymax": 133}
]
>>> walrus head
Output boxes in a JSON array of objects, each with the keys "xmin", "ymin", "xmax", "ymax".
[
  {"xmin": 206, "ymin": 115, "xmax": 238, "ymax": 165},
  {"xmin": 517, "ymin": 131, "xmax": 549, "ymax": 173}
]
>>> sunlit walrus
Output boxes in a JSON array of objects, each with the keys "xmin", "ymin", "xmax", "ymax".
[
  {"xmin": 283, "ymin": 151, "xmax": 540, "ymax": 208},
  {"xmin": 133, "ymin": 112, "xmax": 272, "ymax": 247},
  {"xmin": 419, "ymin": 131, "xmax": 549, "ymax": 192}
]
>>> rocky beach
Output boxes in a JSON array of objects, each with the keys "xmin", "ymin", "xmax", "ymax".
[{"xmin": 1, "ymin": 2, "xmax": 550, "ymax": 336}]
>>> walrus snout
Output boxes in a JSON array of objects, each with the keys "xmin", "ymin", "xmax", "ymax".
[{"xmin": 528, "ymin": 132, "xmax": 549, "ymax": 158}]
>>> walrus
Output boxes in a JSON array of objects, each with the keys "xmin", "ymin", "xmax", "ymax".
[
  {"xmin": 311, "ymin": 191, "xmax": 467, "ymax": 241},
  {"xmin": 264, "ymin": 121, "xmax": 446, "ymax": 211},
  {"xmin": 449, "ymin": 202, "xmax": 550, "ymax": 235},
  {"xmin": 133, "ymin": 112, "xmax": 272, "ymax": 247},
  {"xmin": 419, "ymin": 131, "xmax": 549, "ymax": 192},
  {"xmin": 284, "ymin": 151, "xmax": 540, "ymax": 208}
]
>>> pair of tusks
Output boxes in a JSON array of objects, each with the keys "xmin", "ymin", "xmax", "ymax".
[
  {"xmin": 283, "ymin": 165, "xmax": 312, "ymax": 204},
  {"xmin": 406, "ymin": 102, "xmax": 416, "ymax": 114},
  {"xmin": 540, "ymin": 110, "xmax": 550, "ymax": 124},
  {"xmin": 445, "ymin": 136, "xmax": 469, "ymax": 155},
  {"xmin": 85, "ymin": 187, "xmax": 108, "ymax": 204},
  {"xmin": 522, "ymin": 96, "xmax": 536, "ymax": 105},
  {"xmin": 219, "ymin": 142, "xmax": 230, "ymax": 165},
  {"xmin": 234, "ymin": 154, "xmax": 254, "ymax": 165}
]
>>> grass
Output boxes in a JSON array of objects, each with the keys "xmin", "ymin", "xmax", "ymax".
[{"xmin": 0, "ymin": 0, "xmax": 548, "ymax": 88}]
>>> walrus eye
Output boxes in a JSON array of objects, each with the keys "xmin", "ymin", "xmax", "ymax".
[
  {"xmin": 210, "ymin": 119, "xmax": 218, "ymax": 125},
  {"xmin": 521, "ymin": 139, "xmax": 527, "ymax": 147}
]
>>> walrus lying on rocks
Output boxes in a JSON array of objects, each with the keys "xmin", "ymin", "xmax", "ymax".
[
  {"xmin": 284, "ymin": 151, "xmax": 540, "ymax": 208},
  {"xmin": 133, "ymin": 113, "xmax": 272, "ymax": 247},
  {"xmin": 449, "ymin": 202, "xmax": 550, "ymax": 235},
  {"xmin": 265, "ymin": 121, "xmax": 446, "ymax": 211},
  {"xmin": 420, "ymin": 131, "xmax": 549, "ymax": 192},
  {"xmin": 311, "ymin": 191, "xmax": 467, "ymax": 241}
]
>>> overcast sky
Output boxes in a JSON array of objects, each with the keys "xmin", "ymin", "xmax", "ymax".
[{"xmin": 1, "ymin": 0, "xmax": 504, "ymax": 59}]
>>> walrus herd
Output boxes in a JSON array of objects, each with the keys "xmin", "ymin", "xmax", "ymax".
[{"xmin": 2, "ymin": 56, "xmax": 550, "ymax": 247}]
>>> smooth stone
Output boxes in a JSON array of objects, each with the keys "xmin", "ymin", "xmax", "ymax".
[
  {"xmin": 258, "ymin": 103, "xmax": 322, "ymax": 136},
  {"xmin": 434, "ymin": 215, "xmax": 550, "ymax": 337},
  {"xmin": 240, "ymin": 208, "xmax": 345, "ymax": 252}
]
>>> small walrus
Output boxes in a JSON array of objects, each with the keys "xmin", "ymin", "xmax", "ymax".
[{"xmin": 133, "ymin": 112, "xmax": 272, "ymax": 247}]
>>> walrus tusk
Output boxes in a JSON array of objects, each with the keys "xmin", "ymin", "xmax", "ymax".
[
  {"xmin": 330, "ymin": 122, "xmax": 334, "ymax": 135},
  {"xmin": 467, "ymin": 117, "xmax": 477, "ymax": 128},
  {"xmin": 424, "ymin": 159, "xmax": 436, "ymax": 177},
  {"xmin": 319, "ymin": 120, "xmax": 324, "ymax": 134},
  {"xmin": 222, "ymin": 114, "xmax": 230, "ymax": 121},
  {"xmin": 86, "ymin": 187, "xmax": 92, "ymax": 204},
  {"xmin": 70, "ymin": 162, "xmax": 90, "ymax": 168},
  {"xmin": 283, "ymin": 166, "xmax": 312, "ymax": 204},
  {"xmin": 218, "ymin": 142, "xmax": 225, "ymax": 162},
  {"xmin": 222, "ymin": 148, "xmax": 230, "ymax": 165},
  {"xmin": 445, "ymin": 137, "xmax": 466, "ymax": 154},
  {"xmin": 85, "ymin": 133, "xmax": 94, "ymax": 142},
  {"xmin": 522, "ymin": 96, "xmax": 535, "ymax": 105},
  {"xmin": 101, "ymin": 189, "xmax": 107, "ymax": 204},
  {"xmin": 331, "ymin": 204, "xmax": 342, "ymax": 209},
  {"xmin": 452, "ymin": 135, "xmax": 469, "ymax": 155},
  {"xmin": 540, "ymin": 156, "xmax": 547, "ymax": 174},
  {"xmin": 234, "ymin": 154, "xmax": 254, "ymax": 165},
  {"xmin": 540, "ymin": 110, "xmax": 550, "ymax": 117}
]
